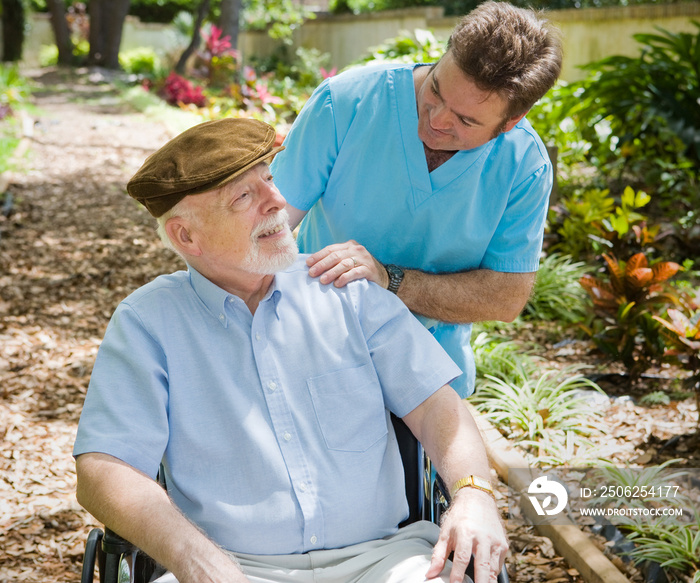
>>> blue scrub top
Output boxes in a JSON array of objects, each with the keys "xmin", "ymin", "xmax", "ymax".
[{"xmin": 271, "ymin": 63, "xmax": 552, "ymax": 396}]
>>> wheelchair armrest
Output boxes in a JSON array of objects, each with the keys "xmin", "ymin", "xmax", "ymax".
[
  {"xmin": 81, "ymin": 526, "xmax": 150, "ymax": 583},
  {"xmin": 102, "ymin": 527, "xmax": 138, "ymax": 555}
]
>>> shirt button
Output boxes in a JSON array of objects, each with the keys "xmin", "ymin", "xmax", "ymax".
[
  {"xmin": 283, "ymin": 432, "xmax": 292, "ymax": 441},
  {"xmin": 299, "ymin": 482, "xmax": 308, "ymax": 492},
  {"xmin": 255, "ymin": 333, "xmax": 261, "ymax": 341},
  {"xmin": 310, "ymin": 535, "xmax": 318, "ymax": 544},
  {"xmin": 268, "ymin": 381, "xmax": 277, "ymax": 391},
  {"xmin": 218, "ymin": 314, "xmax": 225, "ymax": 322}
]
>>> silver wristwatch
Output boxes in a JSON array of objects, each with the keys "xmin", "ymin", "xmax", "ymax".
[{"xmin": 385, "ymin": 264, "xmax": 404, "ymax": 294}]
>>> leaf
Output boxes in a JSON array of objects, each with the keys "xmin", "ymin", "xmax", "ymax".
[
  {"xmin": 654, "ymin": 309, "xmax": 689, "ymax": 336},
  {"xmin": 608, "ymin": 214, "xmax": 629, "ymax": 236},
  {"xmin": 619, "ymin": 301, "xmax": 637, "ymax": 320},
  {"xmin": 634, "ymin": 190, "xmax": 651, "ymax": 208},
  {"xmin": 625, "ymin": 253, "xmax": 648, "ymax": 277},
  {"xmin": 669, "ymin": 309, "xmax": 692, "ymax": 334},
  {"xmin": 580, "ymin": 275, "xmax": 618, "ymax": 308},
  {"xmin": 621, "ymin": 185, "xmax": 636, "ymax": 207},
  {"xmin": 626, "ymin": 267, "xmax": 654, "ymax": 289},
  {"xmin": 651, "ymin": 261, "xmax": 681, "ymax": 283},
  {"xmin": 603, "ymin": 254, "xmax": 625, "ymax": 293}
]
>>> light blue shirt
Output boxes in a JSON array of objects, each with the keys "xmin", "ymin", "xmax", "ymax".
[
  {"xmin": 73, "ymin": 256, "xmax": 461, "ymax": 555},
  {"xmin": 271, "ymin": 63, "xmax": 552, "ymax": 396}
]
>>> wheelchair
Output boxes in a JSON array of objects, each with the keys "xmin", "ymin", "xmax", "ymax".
[{"xmin": 80, "ymin": 415, "xmax": 508, "ymax": 583}]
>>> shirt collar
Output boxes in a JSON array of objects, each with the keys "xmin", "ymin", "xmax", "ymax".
[{"xmin": 187, "ymin": 265, "xmax": 282, "ymax": 327}]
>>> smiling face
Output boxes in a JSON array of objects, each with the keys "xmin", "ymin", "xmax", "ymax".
[
  {"xmin": 416, "ymin": 51, "xmax": 526, "ymax": 152},
  {"xmin": 167, "ymin": 162, "xmax": 298, "ymax": 287}
]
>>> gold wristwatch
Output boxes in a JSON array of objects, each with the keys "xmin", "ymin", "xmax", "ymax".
[{"xmin": 451, "ymin": 475, "xmax": 495, "ymax": 499}]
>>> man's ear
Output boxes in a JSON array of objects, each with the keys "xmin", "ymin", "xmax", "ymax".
[
  {"xmin": 502, "ymin": 110, "xmax": 529, "ymax": 134},
  {"xmin": 166, "ymin": 217, "xmax": 202, "ymax": 257}
]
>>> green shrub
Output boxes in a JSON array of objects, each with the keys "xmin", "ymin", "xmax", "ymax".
[
  {"xmin": 38, "ymin": 39, "xmax": 90, "ymax": 67},
  {"xmin": 472, "ymin": 331, "xmax": 541, "ymax": 385},
  {"xmin": 0, "ymin": 64, "xmax": 30, "ymax": 114},
  {"xmin": 525, "ymin": 253, "xmax": 590, "ymax": 323},
  {"xmin": 353, "ymin": 29, "xmax": 445, "ymax": 66},
  {"xmin": 625, "ymin": 517, "xmax": 700, "ymax": 582},
  {"xmin": 552, "ymin": 186, "xmax": 660, "ymax": 263},
  {"xmin": 528, "ymin": 81, "xmax": 591, "ymax": 175},
  {"xmin": 564, "ymin": 23, "xmax": 700, "ymax": 213},
  {"xmin": 244, "ymin": 0, "xmax": 314, "ymax": 40},
  {"xmin": 0, "ymin": 65, "xmax": 30, "ymax": 174},
  {"xmin": 120, "ymin": 47, "xmax": 166, "ymax": 78},
  {"xmin": 470, "ymin": 366, "xmax": 605, "ymax": 444}
]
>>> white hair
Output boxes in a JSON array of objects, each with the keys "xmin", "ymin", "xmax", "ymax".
[{"xmin": 155, "ymin": 197, "xmax": 197, "ymax": 258}]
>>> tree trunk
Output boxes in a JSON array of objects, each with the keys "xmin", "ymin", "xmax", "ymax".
[
  {"xmin": 174, "ymin": 0, "xmax": 211, "ymax": 74},
  {"xmin": 87, "ymin": 0, "xmax": 131, "ymax": 69},
  {"xmin": 1, "ymin": 0, "xmax": 25, "ymax": 62},
  {"xmin": 46, "ymin": 0, "xmax": 74, "ymax": 65},
  {"xmin": 218, "ymin": 0, "xmax": 242, "ymax": 52}
]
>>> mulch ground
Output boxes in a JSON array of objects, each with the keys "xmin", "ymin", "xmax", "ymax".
[{"xmin": 1, "ymin": 68, "xmax": 697, "ymax": 583}]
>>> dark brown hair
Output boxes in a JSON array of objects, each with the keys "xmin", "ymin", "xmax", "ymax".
[{"xmin": 447, "ymin": 1, "xmax": 563, "ymax": 118}]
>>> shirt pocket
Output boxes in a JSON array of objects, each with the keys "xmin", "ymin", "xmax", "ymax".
[{"xmin": 307, "ymin": 364, "xmax": 388, "ymax": 452}]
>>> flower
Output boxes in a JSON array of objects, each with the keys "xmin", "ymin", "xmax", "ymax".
[
  {"xmin": 254, "ymin": 83, "xmax": 283, "ymax": 106},
  {"xmin": 320, "ymin": 67, "xmax": 338, "ymax": 79},
  {"xmin": 203, "ymin": 25, "xmax": 237, "ymax": 58},
  {"xmin": 161, "ymin": 72, "xmax": 207, "ymax": 108}
]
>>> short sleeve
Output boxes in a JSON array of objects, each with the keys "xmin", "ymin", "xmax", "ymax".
[
  {"xmin": 481, "ymin": 145, "xmax": 552, "ymax": 272},
  {"xmin": 271, "ymin": 80, "xmax": 339, "ymax": 212},
  {"xmin": 73, "ymin": 302, "xmax": 170, "ymax": 478}
]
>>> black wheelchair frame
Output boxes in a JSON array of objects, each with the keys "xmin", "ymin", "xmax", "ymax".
[{"xmin": 80, "ymin": 415, "xmax": 508, "ymax": 583}]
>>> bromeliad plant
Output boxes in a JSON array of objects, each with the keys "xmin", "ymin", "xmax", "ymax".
[
  {"xmin": 524, "ymin": 252, "xmax": 591, "ymax": 324},
  {"xmin": 625, "ymin": 517, "xmax": 700, "ymax": 583},
  {"xmin": 470, "ymin": 366, "xmax": 606, "ymax": 462},
  {"xmin": 579, "ymin": 252, "xmax": 681, "ymax": 380}
]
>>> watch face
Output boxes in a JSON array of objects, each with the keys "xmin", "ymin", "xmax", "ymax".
[{"xmin": 473, "ymin": 476, "xmax": 492, "ymax": 490}]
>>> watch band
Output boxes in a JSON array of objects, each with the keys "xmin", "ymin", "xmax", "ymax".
[
  {"xmin": 451, "ymin": 475, "xmax": 495, "ymax": 499},
  {"xmin": 385, "ymin": 264, "xmax": 404, "ymax": 294}
]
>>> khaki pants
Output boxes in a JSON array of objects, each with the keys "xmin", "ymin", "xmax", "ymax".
[{"xmin": 155, "ymin": 521, "xmax": 468, "ymax": 583}]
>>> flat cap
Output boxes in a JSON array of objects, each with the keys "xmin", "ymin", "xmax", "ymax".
[{"xmin": 127, "ymin": 118, "xmax": 284, "ymax": 217}]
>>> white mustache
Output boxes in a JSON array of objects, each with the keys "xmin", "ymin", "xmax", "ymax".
[{"xmin": 252, "ymin": 209, "xmax": 290, "ymax": 239}]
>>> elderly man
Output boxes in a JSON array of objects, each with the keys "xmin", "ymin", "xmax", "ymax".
[
  {"xmin": 73, "ymin": 118, "xmax": 507, "ymax": 583},
  {"xmin": 270, "ymin": 1, "xmax": 563, "ymax": 398}
]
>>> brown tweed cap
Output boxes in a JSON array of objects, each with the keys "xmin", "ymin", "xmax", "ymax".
[{"xmin": 127, "ymin": 118, "xmax": 284, "ymax": 217}]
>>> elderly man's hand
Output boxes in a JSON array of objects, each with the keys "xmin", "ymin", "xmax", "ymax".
[
  {"xmin": 306, "ymin": 240, "xmax": 389, "ymax": 289},
  {"xmin": 427, "ymin": 488, "xmax": 508, "ymax": 583}
]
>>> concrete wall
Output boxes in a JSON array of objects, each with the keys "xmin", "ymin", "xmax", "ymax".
[
  {"xmin": 15, "ymin": 3, "xmax": 700, "ymax": 83},
  {"xmin": 240, "ymin": 3, "xmax": 700, "ymax": 81},
  {"xmin": 547, "ymin": 2, "xmax": 700, "ymax": 80}
]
